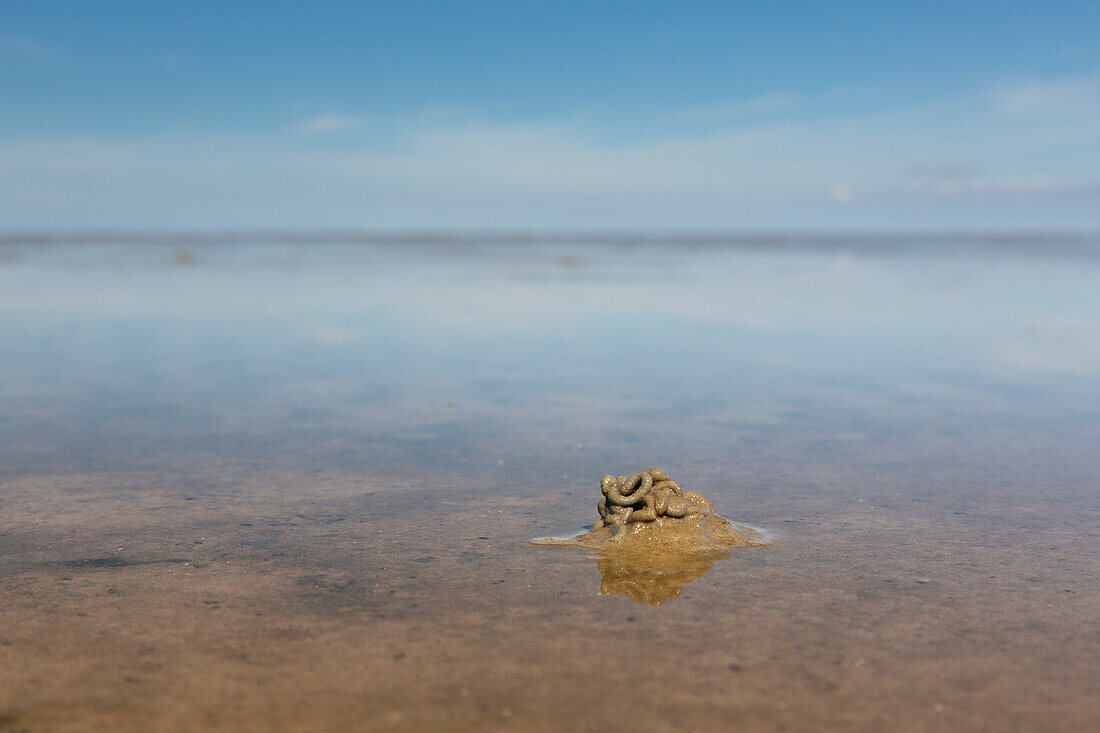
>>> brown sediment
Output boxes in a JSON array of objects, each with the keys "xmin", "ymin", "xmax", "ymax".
[{"xmin": 533, "ymin": 467, "xmax": 768, "ymax": 604}]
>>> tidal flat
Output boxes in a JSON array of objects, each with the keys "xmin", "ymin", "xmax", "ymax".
[{"xmin": 1, "ymin": 235, "xmax": 1099, "ymax": 731}]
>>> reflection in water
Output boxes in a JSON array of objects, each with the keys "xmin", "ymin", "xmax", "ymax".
[{"xmin": 597, "ymin": 548, "xmax": 728, "ymax": 606}]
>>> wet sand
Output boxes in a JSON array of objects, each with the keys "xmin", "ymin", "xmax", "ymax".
[{"xmin": 1, "ymin": 237, "xmax": 1099, "ymax": 731}]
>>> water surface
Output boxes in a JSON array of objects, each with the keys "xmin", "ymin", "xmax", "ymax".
[{"xmin": 1, "ymin": 236, "xmax": 1098, "ymax": 730}]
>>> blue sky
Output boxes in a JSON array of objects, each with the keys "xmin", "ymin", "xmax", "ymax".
[{"xmin": 2, "ymin": 1, "xmax": 1099, "ymax": 229}]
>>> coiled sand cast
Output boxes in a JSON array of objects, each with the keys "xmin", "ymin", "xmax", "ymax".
[{"xmin": 533, "ymin": 467, "xmax": 768, "ymax": 606}]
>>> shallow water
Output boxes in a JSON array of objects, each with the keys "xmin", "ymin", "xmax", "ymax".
[{"xmin": 1, "ymin": 236, "xmax": 1098, "ymax": 731}]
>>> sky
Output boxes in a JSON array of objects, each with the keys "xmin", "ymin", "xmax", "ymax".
[{"xmin": 1, "ymin": 1, "xmax": 1099, "ymax": 230}]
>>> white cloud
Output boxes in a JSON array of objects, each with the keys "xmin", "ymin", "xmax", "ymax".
[
  {"xmin": 994, "ymin": 339, "xmax": 1100, "ymax": 375},
  {"xmin": 295, "ymin": 114, "xmax": 364, "ymax": 135},
  {"xmin": 992, "ymin": 75, "xmax": 1100, "ymax": 146},
  {"xmin": 1, "ymin": 78, "xmax": 1099, "ymax": 228},
  {"xmin": 828, "ymin": 185, "xmax": 854, "ymax": 203},
  {"xmin": 669, "ymin": 92, "xmax": 800, "ymax": 127},
  {"xmin": 995, "ymin": 76, "xmax": 1100, "ymax": 119},
  {"xmin": 304, "ymin": 326, "xmax": 361, "ymax": 346},
  {"xmin": 872, "ymin": 176, "xmax": 1096, "ymax": 202},
  {"xmin": 907, "ymin": 161, "xmax": 976, "ymax": 181}
]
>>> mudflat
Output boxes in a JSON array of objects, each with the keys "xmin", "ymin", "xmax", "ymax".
[{"xmin": 1, "ymin": 237, "xmax": 1098, "ymax": 731}]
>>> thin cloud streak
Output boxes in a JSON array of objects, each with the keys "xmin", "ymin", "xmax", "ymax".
[
  {"xmin": 0, "ymin": 34, "xmax": 63, "ymax": 62},
  {"xmin": 295, "ymin": 114, "xmax": 365, "ymax": 136}
]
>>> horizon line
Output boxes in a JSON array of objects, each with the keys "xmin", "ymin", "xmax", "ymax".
[{"xmin": 3, "ymin": 227, "xmax": 1100, "ymax": 247}]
